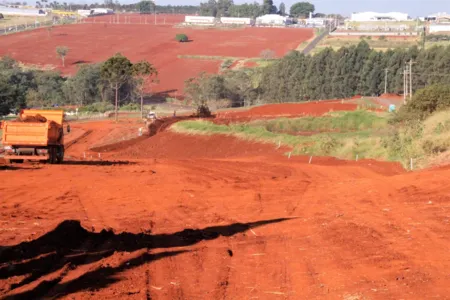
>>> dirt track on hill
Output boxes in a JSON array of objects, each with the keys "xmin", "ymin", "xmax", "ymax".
[{"xmin": 1, "ymin": 102, "xmax": 450, "ymax": 299}]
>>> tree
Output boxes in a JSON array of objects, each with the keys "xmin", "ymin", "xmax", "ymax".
[
  {"xmin": 278, "ymin": 2, "xmax": 285, "ymax": 15},
  {"xmin": 290, "ymin": 2, "xmax": 315, "ymax": 18},
  {"xmin": 313, "ymin": 13, "xmax": 326, "ymax": 18},
  {"xmin": 132, "ymin": 60, "xmax": 158, "ymax": 118},
  {"xmin": 398, "ymin": 84, "xmax": 450, "ymax": 120},
  {"xmin": 64, "ymin": 64, "xmax": 104, "ymax": 106},
  {"xmin": 199, "ymin": 0, "xmax": 217, "ymax": 17},
  {"xmin": 100, "ymin": 53, "xmax": 133, "ymax": 122},
  {"xmin": 137, "ymin": 0, "xmax": 154, "ymax": 14},
  {"xmin": 262, "ymin": 0, "xmax": 276, "ymax": 15},
  {"xmin": 216, "ymin": 0, "xmax": 233, "ymax": 17},
  {"xmin": 56, "ymin": 46, "xmax": 69, "ymax": 67},
  {"xmin": 229, "ymin": 2, "xmax": 261, "ymax": 18}
]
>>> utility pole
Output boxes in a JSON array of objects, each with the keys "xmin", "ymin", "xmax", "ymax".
[
  {"xmin": 409, "ymin": 59, "xmax": 413, "ymax": 101},
  {"xmin": 403, "ymin": 67, "xmax": 408, "ymax": 104},
  {"xmin": 384, "ymin": 68, "xmax": 389, "ymax": 94}
]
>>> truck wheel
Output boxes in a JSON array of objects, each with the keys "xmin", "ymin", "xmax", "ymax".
[
  {"xmin": 48, "ymin": 147, "xmax": 57, "ymax": 164},
  {"xmin": 56, "ymin": 146, "xmax": 64, "ymax": 164}
]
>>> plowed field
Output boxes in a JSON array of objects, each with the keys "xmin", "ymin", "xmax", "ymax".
[
  {"xmin": 0, "ymin": 24, "xmax": 313, "ymax": 94},
  {"xmin": 1, "ymin": 102, "xmax": 450, "ymax": 299}
]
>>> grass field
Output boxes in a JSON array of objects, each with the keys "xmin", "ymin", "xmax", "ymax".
[
  {"xmin": 0, "ymin": 15, "xmax": 52, "ymax": 27},
  {"xmin": 172, "ymin": 109, "xmax": 450, "ymax": 169},
  {"xmin": 312, "ymin": 36, "xmax": 420, "ymax": 54}
]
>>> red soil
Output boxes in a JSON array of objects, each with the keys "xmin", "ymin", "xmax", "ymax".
[
  {"xmin": 1, "ymin": 112, "xmax": 450, "ymax": 299},
  {"xmin": 86, "ymin": 13, "xmax": 186, "ymax": 25},
  {"xmin": 217, "ymin": 101, "xmax": 358, "ymax": 121},
  {"xmin": 243, "ymin": 60, "xmax": 257, "ymax": 68},
  {"xmin": 0, "ymin": 24, "xmax": 313, "ymax": 94}
]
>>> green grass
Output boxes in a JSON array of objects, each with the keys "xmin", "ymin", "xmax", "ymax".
[
  {"xmin": 251, "ymin": 110, "xmax": 388, "ymax": 133},
  {"xmin": 312, "ymin": 36, "xmax": 420, "ymax": 54},
  {"xmin": 172, "ymin": 109, "xmax": 450, "ymax": 169}
]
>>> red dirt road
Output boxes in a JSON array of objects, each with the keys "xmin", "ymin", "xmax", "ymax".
[
  {"xmin": 1, "ymin": 112, "xmax": 450, "ymax": 299},
  {"xmin": 0, "ymin": 24, "xmax": 313, "ymax": 94}
]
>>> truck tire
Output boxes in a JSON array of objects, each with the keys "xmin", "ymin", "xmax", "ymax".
[
  {"xmin": 56, "ymin": 146, "xmax": 64, "ymax": 164},
  {"xmin": 48, "ymin": 147, "xmax": 57, "ymax": 164}
]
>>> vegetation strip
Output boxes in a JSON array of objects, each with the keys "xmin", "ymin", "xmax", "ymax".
[{"xmin": 172, "ymin": 109, "xmax": 450, "ymax": 169}]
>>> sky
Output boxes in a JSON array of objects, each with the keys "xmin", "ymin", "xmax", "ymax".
[{"xmin": 149, "ymin": 0, "xmax": 448, "ymax": 18}]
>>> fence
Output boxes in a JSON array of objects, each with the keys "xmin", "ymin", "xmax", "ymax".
[{"xmin": 0, "ymin": 17, "xmax": 78, "ymax": 36}]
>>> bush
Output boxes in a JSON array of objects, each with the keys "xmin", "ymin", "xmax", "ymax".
[
  {"xmin": 78, "ymin": 102, "xmax": 114, "ymax": 113},
  {"xmin": 220, "ymin": 59, "xmax": 234, "ymax": 71},
  {"xmin": 396, "ymin": 84, "xmax": 450, "ymax": 121},
  {"xmin": 175, "ymin": 33, "xmax": 188, "ymax": 42},
  {"xmin": 119, "ymin": 103, "xmax": 140, "ymax": 111},
  {"xmin": 260, "ymin": 49, "xmax": 276, "ymax": 60},
  {"xmin": 379, "ymin": 35, "xmax": 386, "ymax": 41},
  {"xmin": 196, "ymin": 104, "xmax": 211, "ymax": 118}
]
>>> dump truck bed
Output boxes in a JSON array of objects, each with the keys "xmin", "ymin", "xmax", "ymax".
[{"xmin": 2, "ymin": 121, "xmax": 62, "ymax": 146}]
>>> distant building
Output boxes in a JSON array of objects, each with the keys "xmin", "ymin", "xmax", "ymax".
[
  {"xmin": 306, "ymin": 18, "xmax": 328, "ymax": 27},
  {"xmin": 256, "ymin": 14, "xmax": 292, "ymax": 26},
  {"xmin": 0, "ymin": 6, "xmax": 47, "ymax": 16},
  {"xmin": 220, "ymin": 17, "xmax": 254, "ymax": 25},
  {"xmin": 89, "ymin": 8, "xmax": 114, "ymax": 16},
  {"xmin": 425, "ymin": 12, "xmax": 450, "ymax": 22},
  {"xmin": 351, "ymin": 12, "xmax": 409, "ymax": 22},
  {"xmin": 184, "ymin": 15, "xmax": 215, "ymax": 25}
]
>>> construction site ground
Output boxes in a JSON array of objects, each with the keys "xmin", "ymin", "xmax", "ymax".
[{"xmin": 1, "ymin": 102, "xmax": 450, "ymax": 299}]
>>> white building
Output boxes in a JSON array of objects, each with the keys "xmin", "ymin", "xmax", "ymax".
[
  {"xmin": 256, "ymin": 14, "xmax": 292, "ymax": 26},
  {"xmin": 89, "ymin": 8, "xmax": 114, "ymax": 16},
  {"xmin": 351, "ymin": 12, "xmax": 409, "ymax": 22},
  {"xmin": 0, "ymin": 6, "xmax": 47, "ymax": 16},
  {"xmin": 430, "ymin": 24, "xmax": 450, "ymax": 33},
  {"xmin": 306, "ymin": 18, "xmax": 328, "ymax": 27},
  {"xmin": 220, "ymin": 17, "xmax": 253, "ymax": 25},
  {"xmin": 184, "ymin": 16, "xmax": 215, "ymax": 24},
  {"xmin": 77, "ymin": 9, "xmax": 92, "ymax": 17}
]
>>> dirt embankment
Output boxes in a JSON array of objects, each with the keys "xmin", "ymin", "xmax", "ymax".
[{"xmin": 1, "ymin": 102, "xmax": 449, "ymax": 299}]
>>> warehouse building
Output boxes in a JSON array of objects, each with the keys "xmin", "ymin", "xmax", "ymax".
[
  {"xmin": 184, "ymin": 16, "xmax": 215, "ymax": 25},
  {"xmin": 220, "ymin": 17, "xmax": 253, "ymax": 25},
  {"xmin": 0, "ymin": 6, "xmax": 47, "ymax": 16},
  {"xmin": 351, "ymin": 12, "xmax": 409, "ymax": 22},
  {"xmin": 256, "ymin": 14, "xmax": 292, "ymax": 26}
]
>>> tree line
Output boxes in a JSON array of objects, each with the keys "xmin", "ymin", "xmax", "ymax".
[
  {"xmin": 184, "ymin": 42, "xmax": 450, "ymax": 107},
  {"xmin": 32, "ymin": 0, "xmax": 199, "ymax": 15},
  {"xmin": 198, "ymin": 0, "xmax": 316, "ymax": 18},
  {"xmin": 0, "ymin": 54, "xmax": 157, "ymax": 117}
]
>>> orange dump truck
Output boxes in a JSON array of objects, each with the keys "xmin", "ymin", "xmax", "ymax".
[{"xmin": 2, "ymin": 109, "xmax": 65, "ymax": 164}]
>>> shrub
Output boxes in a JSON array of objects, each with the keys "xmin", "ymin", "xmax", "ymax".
[
  {"xmin": 175, "ymin": 34, "xmax": 188, "ymax": 42},
  {"xmin": 220, "ymin": 59, "xmax": 234, "ymax": 71},
  {"xmin": 396, "ymin": 84, "xmax": 450, "ymax": 121},
  {"xmin": 119, "ymin": 103, "xmax": 140, "ymax": 111},
  {"xmin": 196, "ymin": 104, "xmax": 211, "ymax": 118},
  {"xmin": 78, "ymin": 102, "xmax": 114, "ymax": 113},
  {"xmin": 260, "ymin": 49, "xmax": 276, "ymax": 60},
  {"xmin": 379, "ymin": 35, "xmax": 386, "ymax": 41}
]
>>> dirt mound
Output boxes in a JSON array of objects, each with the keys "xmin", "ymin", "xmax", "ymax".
[
  {"xmin": 17, "ymin": 114, "xmax": 47, "ymax": 123},
  {"xmin": 114, "ymin": 131, "xmax": 287, "ymax": 159}
]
